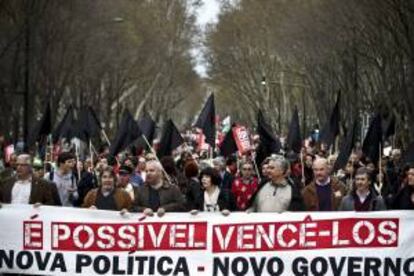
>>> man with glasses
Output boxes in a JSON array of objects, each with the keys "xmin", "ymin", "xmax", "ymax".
[{"xmin": 0, "ymin": 154, "xmax": 53, "ymax": 205}]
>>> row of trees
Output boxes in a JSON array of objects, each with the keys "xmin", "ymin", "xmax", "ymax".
[
  {"xmin": 204, "ymin": 0, "xmax": 414, "ymax": 145},
  {"xmin": 0, "ymin": 0, "xmax": 204, "ymax": 142},
  {"xmin": 1, "ymin": 0, "xmax": 414, "ymax": 148}
]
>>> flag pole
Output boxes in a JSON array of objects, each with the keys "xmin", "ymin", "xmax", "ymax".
[
  {"xmin": 89, "ymin": 140, "xmax": 94, "ymax": 172},
  {"xmin": 142, "ymin": 135, "xmax": 172, "ymax": 184},
  {"xmin": 101, "ymin": 130, "xmax": 111, "ymax": 146},
  {"xmin": 74, "ymin": 140, "xmax": 81, "ymax": 181},
  {"xmin": 300, "ymin": 149, "xmax": 306, "ymax": 187},
  {"xmin": 377, "ymin": 143, "xmax": 382, "ymax": 195}
]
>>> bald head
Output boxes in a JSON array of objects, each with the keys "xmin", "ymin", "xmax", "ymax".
[
  {"xmin": 145, "ymin": 160, "xmax": 163, "ymax": 185},
  {"xmin": 313, "ymin": 158, "xmax": 330, "ymax": 183}
]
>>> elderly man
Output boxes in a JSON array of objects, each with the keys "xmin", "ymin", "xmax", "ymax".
[
  {"xmin": 133, "ymin": 160, "xmax": 185, "ymax": 216},
  {"xmin": 339, "ymin": 167, "xmax": 387, "ymax": 211},
  {"xmin": 0, "ymin": 154, "xmax": 53, "ymax": 205},
  {"xmin": 248, "ymin": 156, "xmax": 304, "ymax": 212},
  {"xmin": 302, "ymin": 158, "xmax": 346, "ymax": 211}
]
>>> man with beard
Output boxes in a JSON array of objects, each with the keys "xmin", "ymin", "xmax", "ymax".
[{"xmin": 133, "ymin": 160, "xmax": 185, "ymax": 216}]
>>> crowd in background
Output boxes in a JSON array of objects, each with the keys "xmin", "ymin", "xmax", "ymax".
[{"xmin": 1, "ymin": 129, "xmax": 414, "ymax": 216}]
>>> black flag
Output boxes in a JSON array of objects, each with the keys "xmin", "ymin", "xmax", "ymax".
[
  {"xmin": 402, "ymin": 142, "xmax": 414, "ymax": 165},
  {"xmin": 109, "ymin": 110, "xmax": 142, "ymax": 156},
  {"xmin": 256, "ymin": 110, "xmax": 281, "ymax": 166},
  {"xmin": 157, "ymin": 119, "xmax": 184, "ymax": 158},
  {"xmin": 286, "ymin": 106, "xmax": 302, "ymax": 153},
  {"xmin": 138, "ymin": 113, "xmax": 156, "ymax": 145},
  {"xmin": 194, "ymin": 94, "xmax": 215, "ymax": 151},
  {"xmin": 219, "ymin": 126, "xmax": 238, "ymax": 157},
  {"xmin": 28, "ymin": 103, "xmax": 52, "ymax": 147},
  {"xmin": 362, "ymin": 114, "xmax": 383, "ymax": 163},
  {"xmin": 53, "ymin": 105, "xmax": 76, "ymax": 142},
  {"xmin": 333, "ymin": 119, "xmax": 357, "ymax": 171},
  {"xmin": 77, "ymin": 106, "xmax": 102, "ymax": 142},
  {"xmin": 384, "ymin": 114, "xmax": 396, "ymax": 140},
  {"xmin": 320, "ymin": 91, "xmax": 340, "ymax": 149}
]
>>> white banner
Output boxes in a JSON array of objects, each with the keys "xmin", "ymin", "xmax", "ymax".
[{"xmin": 1, "ymin": 205, "xmax": 414, "ymax": 275}]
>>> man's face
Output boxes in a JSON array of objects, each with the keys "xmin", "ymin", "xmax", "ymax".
[
  {"xmin": 101, "ymin": 171, "xmax": 115, "ymax": 192},
  {"xmin": 16, "ymin": 157, "xmax": 31, "ymax": 179},
  {"xmin": 118, "ymin": 172, "xmax": 130, "ymax": 187},
  {"xmin": 261, "ymin": 164, "xmax": 269, "ymax": 177},
  {"xmin": 32, "ymin": 166, "xmax": 44, "ymax": 178},
  {"xmin": 138, "ymin": 158, "xmax": 146, "ymax": 171},
  {"xmin": 355, "ymin": 174, "xmax": 370, "ymax": 192},
  {"xmin": 9, "ymin": 154, "xmax": 17, "ymax": 169},
  {"xmin": 305, "ymin": 156, "xmax": 313, "ymax": 167},
  {"xmin": 145, "ymin": 163, "xmax": 162, "ymax": 185},
  {"xmin": 241, "ymin": 164, "xmax": 253, "ymax": 178},
  {"xmin": 267, "ymin": 160, "xmax": 285, "ymax": 182},
  {"xmin": 213, "ymin": 162, "xmax": 222, "ymax": 172},
  {"xmin": 313, "ymin": 161, "xmax": 329, "ymax": 183},
  {"xmin": 62, "ymin": 159, "xmax": 75, "ymax": 172},
  {"xmin": 345, "ymin": 162, "xmax": 354, "ymax": 175},
  {"xmin": 407, "ymin": 169, "xmax": 414, "ymax": 187}
]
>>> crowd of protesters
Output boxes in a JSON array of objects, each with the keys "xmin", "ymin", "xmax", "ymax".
[{"xmin": 0, "ymin": 130, "xmax": 414, "ymax": 216}]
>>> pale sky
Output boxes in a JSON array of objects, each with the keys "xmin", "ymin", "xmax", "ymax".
[
  {"xmin": 196, "ymin": 0, "xmax": 220, "ymax": 26},
  {"xmin": 193, "ymin": 0, "xmax": 220, "ymax": 77}
]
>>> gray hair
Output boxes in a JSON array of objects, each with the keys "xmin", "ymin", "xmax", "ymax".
[
  {"xmin": 146, "ymin": 160, "xmax": 163, "ymax": 172},
  {"xmin": 17, "ymin": 154, "xmax": 32, "ymax": 166},
  {"xmin": 268, "ymin": 156, "xmax": 290, "ymax": 173},
  {"xmin": 212, "ymin": 157, "xmax": 225, "ymax": 167}
]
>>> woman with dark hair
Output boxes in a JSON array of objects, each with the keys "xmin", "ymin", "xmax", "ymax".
[
  {"xmin": 82, "ymin": 167, "xmax": 132, "ymax": 211},
  {"xmin": 392, "ymin": 164, "xmax": 414, "ymax": 210},
  {"xmin": 184, "ymin": 161, "xmax": 202, "ymax": 211},
  {"xmin": 189, "ymin": 167, "xmax": 237, "ymax": 216}
]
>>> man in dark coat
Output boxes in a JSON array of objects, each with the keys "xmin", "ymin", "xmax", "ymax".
[
  {"xmin": 0, "ymin": 154, "xmax": 54, "ymax": 205},
  {"xmin": 133, "ymin": 160, "xmax": 186, "ymax": 216}
]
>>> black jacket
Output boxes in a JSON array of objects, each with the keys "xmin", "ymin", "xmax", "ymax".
[{"xmin": 191, "ymin": 187, "xmax": 238, "ymax": 212}]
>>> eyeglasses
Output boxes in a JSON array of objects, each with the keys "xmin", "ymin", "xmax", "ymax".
[{"xmin": 242, "ymin": 167, "xmax": 253, "ymax": 171}]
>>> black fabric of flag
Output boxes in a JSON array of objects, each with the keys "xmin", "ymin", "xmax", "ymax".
[
  {"xmin": 255, "ymin": 110, "xmax": 281, "ymax": 166},
  {"xmin": 286, "ymin": 106, "xmax": 302, "ymax": 153},
  {"xmin": 219, "ymin": 125, "xmax": 237, "ymax": 157},
  {"xmin": 402, "ymin": 142, "xmax": 414, "ymax": 165},
  {"xmin": 333, "ymin": 119, "xmax": 357, "ymax": 172},
  {"xmin": 362, "ymin": 114, "xmax": 383, "ymax": 164},
  {"xmin": 109, "ymin": 110, "xmax": 142, "ymax": 156},
  {"xmin": 28, "ymin": 103, "xmax": 52, "ymax": 147},
  {"xmin": 320, "ymin": 92, "xmax": 340, "ymax": 148},
  {"xmin": 194, "ymin": 94, "xmax": 215, "ymax": 151},
  {"xmin": 77, "ymin": 106, "xmax": 102, "ymax": 142},
  {"xmin": 53, "ymin": 105, "xmax": 76, "ymax": 142},
  {"xmin": 138, "ymin": 113, "xmax": 156, "ymax": 145},
  {"xmin": 157, "ymin": 119, "xmax": 184, "ymax": 158},
  {"xmin": 383, "ymin": 114, "xmax": 396, "ymax": 139}
]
